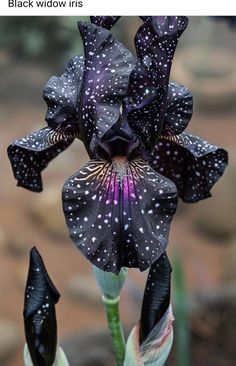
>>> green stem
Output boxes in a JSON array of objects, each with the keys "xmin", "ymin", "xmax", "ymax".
[{"xmin": 102, "ymin": 295, "xmax": 126, "ymax": 366}]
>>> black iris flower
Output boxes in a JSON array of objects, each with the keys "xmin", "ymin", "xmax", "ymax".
[
  {"xmin": 8, "ymin": 17, "xmax": 228, "ymax": 274},
  {"xmin": 24, "ymin": 247, "xmax": 60, "ymax": 366}
]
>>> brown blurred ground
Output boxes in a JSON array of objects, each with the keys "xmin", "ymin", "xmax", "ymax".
[{"xmin": 0, "ymin": 16, "xmax": 236, "ymax": 366}]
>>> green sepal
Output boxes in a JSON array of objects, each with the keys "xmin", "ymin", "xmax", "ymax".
[
  {"xmin": 93, "ymin": 265, "xmax": 128, "ymax": 299},
  {"xmin": 24, "ymin": 344, "xmax": 70, "ymax": 366}
]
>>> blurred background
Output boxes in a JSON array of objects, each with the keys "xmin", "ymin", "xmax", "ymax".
[{"xmin": 0, "ymin": 16, "xmax": 236, "ymax": 366}]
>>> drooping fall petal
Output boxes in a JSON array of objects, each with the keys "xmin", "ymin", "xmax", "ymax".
[
  {"xmin": 8, "ymin": 127, "xmax": 75, "ymax": 192},
  {"xmin": 24, "ymin": 247, "xmax": 60, "ymax": 366},
  {"xmin": 62, "ymin": 158, "xmax": 178, "ymax": 273},
  {"xmin": 150, "ymin": 133, "xmax": 228, "ymax": 202}
]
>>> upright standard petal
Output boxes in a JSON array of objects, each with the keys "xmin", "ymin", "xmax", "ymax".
[
  {"xmin": 125, "ymin": 80, "xmax": 192, "ymax": 154},
  {"xmin": 62, "ymin": 158, "xmax": 178, "ymax": 273},
  {"xmin": 150, "ymin": 133, "xmax": 228, "ymax": 203},
  {"xmin": 8, "ymin": 127, "xmax": 75, "ymax": 192},
  {"xmin": 126, "ymin": 17, "xmax": 188, "ymax": 152},
  {"xmin": 135, "ymin": 16, "xmax": 188, "ymax": 88},
  {"xmin": 43, "ymin": 55, "xmax": 84, "ymax": 134},
  {"xmin": 77, "ymin": 21, "xmax": 135, "ymax": 154},
  {"xmin": 124, "ymin": 61, "xmax": 161, "ymax": 153},
  {"xmin": 162, "ymin": 81, "xmax": 193, "ymax": 136},
  {"xmin": 24, "ymin": 247, "xmax": 60, "ymax": 366},
  {"xmin": 125, "ymin": 61, "xmax": 157, "ymax": 110},
  {"xmin": 90, "ymin": 16, "xmax": 121, "ymax": 29}
]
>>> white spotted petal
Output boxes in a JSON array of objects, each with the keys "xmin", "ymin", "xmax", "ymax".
[
  {"xmin": 151, "ymin": 132, "xmax": 228, "ymax": 202},
  {"xmin": 62, "ymin": 157, "xmax": 178, "ymax": 273}
]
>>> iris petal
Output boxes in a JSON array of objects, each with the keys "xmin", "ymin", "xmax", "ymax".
[
  {"xmin": 125, "ymin": 90, "xmax": 165, "ymax": 153},
  {"xmin": 43, "ymin": 55, "xmax": 84, "ymax": 133},
  {"xmin": 77, "ymin": 21, "xmax": 135, "ymax": 154},
  {"xmin": 150, "ymin": 133, "xmax": 228, "ymax": 203},
  {"xmin": 162, "ymin": 81, "xmax": 193, "ymax": 136},
  {"xmin": 125, "ymin": 61, "xmax": 157, "ymax": 109},
  {"xmin": 135, "ymin": 16, "xmax": 188, "ymax": 89},
  {"xmin": 125, "ymin": 80, "xmax": 193, "ymax": 154},
  {"xmin": 24, "ymin": 247, "xmax": 60, "ymax": 366},
  {"xmin": 126, "ymin": 17, "xmax": 188, "ymax": 152},
  {"xmin": 90, "ymin": 16, "xmax": 121, "ymax": 29},
  {"xmin": 8, "ymin": 127, "xmax": 75, "ymax": 192},
  {"xmin": 62, "ymin": 158, "xmax": 178, "ymax": 273}
]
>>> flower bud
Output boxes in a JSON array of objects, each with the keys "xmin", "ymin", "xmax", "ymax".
[
  {"xmin": 24, "ymin": 247, "xmax": 60, "ymax": 366},
  {"xmin": 124, "ymin": 253, "xmax": 174, "ymax": 366}
]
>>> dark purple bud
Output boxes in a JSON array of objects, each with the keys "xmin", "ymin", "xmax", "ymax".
[
  {"xmin": 140, "ymin": 252, "xmax": 172, "ymax": 343},
  {"xmin": 24, "ymin": 247, "xmax": 60, "ymax": 366}
]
